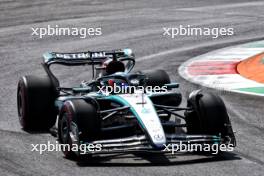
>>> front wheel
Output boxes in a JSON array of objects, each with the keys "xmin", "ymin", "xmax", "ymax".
[
  {"xmin": 58, "ymin": 99, "xmax": 101, "ymax": 159},
  {"xmin": 185, "ymin": 92, "xmax": 232, "ymax": 136}
]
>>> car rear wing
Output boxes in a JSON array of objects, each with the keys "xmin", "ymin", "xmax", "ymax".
[
  {"xmin": 43, "ymin": 48, "xmax": 134, "ymax": 66},
  {"xmin": 41, "ymin": 49, "xmax": 135, "ymax": 88}
]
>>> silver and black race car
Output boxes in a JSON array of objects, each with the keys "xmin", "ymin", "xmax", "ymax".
[{"xmin": 17, "ymin": 49, "xmax": 236, "ymax": 159}]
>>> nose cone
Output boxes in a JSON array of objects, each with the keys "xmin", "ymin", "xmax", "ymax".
[{"xmin": 151, "ymin": 133, "xmax": 166, "ymax": 149}]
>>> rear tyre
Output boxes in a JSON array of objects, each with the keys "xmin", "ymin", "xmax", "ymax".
[
  {"xmin": 140, "ymin": 70, "xmax": 178, "ymax": 121},
  {"xmin": 151, "ymin": 93, "xmax": 182, "ymax": 121},
  {"xmin": 151, "ymin": 93, "xmax": 182, "ymax": 107},
  {"xmin": 58, "ymin": 99, "xmax": 101, "ymax": 159},
  {"xmin": 140, "ymin": 69, "xmax": 171, "ymax": 87},
  {"xmin": 17, "ymin": 75, "xmax": 57, "ymax": 131}
]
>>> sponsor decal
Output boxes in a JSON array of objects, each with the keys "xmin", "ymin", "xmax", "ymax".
[
  {"xmin": 52, "ymin": 52, "xmax": 106, "ymax": 59},
  {"xmin": 55, "ymin": 53, "xmax": 90, "ymax": 59}
]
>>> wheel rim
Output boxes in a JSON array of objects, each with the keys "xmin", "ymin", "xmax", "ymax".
[
  {"xmin": 60, "ymin": 114, "xmax": 69, "ymax": 144},
  {"xmin": 17, "ymin": 87, "xmax": 25, "ymax": 125}
]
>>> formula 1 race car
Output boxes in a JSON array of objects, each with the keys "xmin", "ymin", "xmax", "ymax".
[{"xmin": 17, "ymin": 49, "xmax": 236, "ymax": 159}]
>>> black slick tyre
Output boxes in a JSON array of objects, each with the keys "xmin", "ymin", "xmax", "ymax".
[
  {"xmin": 17, "ymin": 75, "xmax": 57, "ymax": 131},
  {"xmin": 58, "ymin": 99, "xmax": 100, "ymax": 159}
]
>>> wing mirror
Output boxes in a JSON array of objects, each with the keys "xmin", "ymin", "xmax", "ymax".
[{"xmin": 164, "ymin": 83, "xmax": 179, "ymax": 89}]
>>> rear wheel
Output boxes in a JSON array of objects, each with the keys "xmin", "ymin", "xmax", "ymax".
[
  {"xmin": 17, "ymin": 75, "xmax": 57, "ymax": 131},
  {"xmin": 58, "ymin": 99, "xmax": 101, "ymax": 159},
  {"xmin": 140, "ymin": 69, "xmax": 171, "ymax": 87},
  {"xmin": 141, "ymin": 70, "xmax": 182, "ymax": 120},
  {"xmin": 151, "ymin": 93, "xmax": 182, "ymax": 121},
  {"xmin": 151, "ymin": 93, "xmax": 182, "ymax": 107}
]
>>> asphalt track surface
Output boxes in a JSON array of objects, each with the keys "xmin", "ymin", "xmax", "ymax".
[{"xmin": 0, "ymin": 0, "xmax": 264, "ymax": 175}]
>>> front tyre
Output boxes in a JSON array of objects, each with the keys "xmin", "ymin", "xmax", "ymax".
[
  {"xmin": 185, "ymin": 91, "xmax": 236, "ymax": 154},
  {"xmin": 58, "ymin": 99, "xmax": 101, "ymax": 159},
  {"xmin": 185, "ymin": 92, "xmax": 231, "ymax": 136}
]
